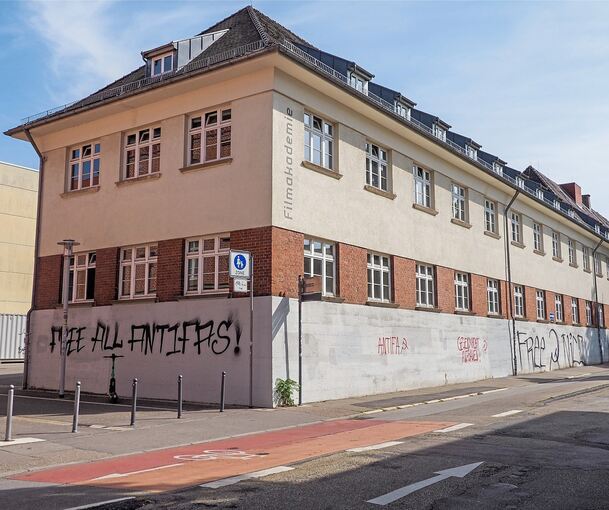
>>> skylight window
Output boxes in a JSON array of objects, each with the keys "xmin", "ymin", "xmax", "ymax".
[{"xmin": 152, "ymin": 52, "xmax": 174, "ymax": 76}]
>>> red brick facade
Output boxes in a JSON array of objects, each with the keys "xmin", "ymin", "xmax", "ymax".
[
  {"xmin": 436, "ymin": 266, "xmax": 454, "ymax": 313},
  {"xmin": 231, "ymin": 226, "xmax": 272, "ymax": 296},
  {"xmin": 272, "ymin": 228, "xmax": 303, "ymax": 299},
  {"xmin": 156, "ymin": 238, "xmax": 184, "ymax": 302},
  {"xmin": 525, "ymin": 286, "xmax": 538, "ymax": 321},
  {"xmin": 94, "ymin": 247, "xmax": 119, "ymax": 306},
  {"xmin": 34, "ymin": 254, "xmax": 62, "ymax": 310},
  {"xmin": 393, "ymin": 256, "xmax": 416, "ymax": 309},
  {"xmin": 337, "ymin": 243, "xmax": 367, "ymax": 305},
  {"xmin": 471, "ymin": 274, "xmax": 487, "ymax": 317}
]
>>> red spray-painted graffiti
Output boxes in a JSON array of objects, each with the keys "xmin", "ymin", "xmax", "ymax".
[
  {"xmin": 378, "ymin": 336, "xmax": 409, "ymax": 355},
  {"xmin": 457, "ymin": 336, "xmax": 487, "ymax": 363}
]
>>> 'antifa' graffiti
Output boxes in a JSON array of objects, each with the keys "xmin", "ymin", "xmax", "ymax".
[
  {"xmin": 457, "ymin": 336, "xmax": 487, "ymax": 363},
  {"xmin": 50, "ymin": 315, "xmax": 242, "ymax": 357},
  {"xmin": 377, "ymin": 336, "xmax": 409, "ymax": 355},
  {"xmin": 516, "ymin": 328, "xmax": 585, "ymax": 370}
]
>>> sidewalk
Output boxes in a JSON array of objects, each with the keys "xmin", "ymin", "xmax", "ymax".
[{"xmin": 1, "ymin": 362, "xmax": 606, "ymax": 478}]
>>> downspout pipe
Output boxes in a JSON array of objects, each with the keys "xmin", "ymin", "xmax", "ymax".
[
  {"xmin": 592, "ymin": 238, "xmax": 604, "ymax": 364},
  {"xmin": 23, "ymin": 128, "xmax": 44, "ymax": 390},
  {"xmin": 504, "ymin": 190, "xmax": 520, "ymax": 376}
]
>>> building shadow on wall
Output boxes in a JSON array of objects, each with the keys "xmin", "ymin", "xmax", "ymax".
[{"xmin": 271, "ymin": 297, "xmax": 291, "ymax": 380}]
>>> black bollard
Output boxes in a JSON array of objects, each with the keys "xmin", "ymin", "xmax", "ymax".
[
  {"xmin": 72, "ymin": 381, "xmax": 81, "ymax": 433},
  {"xmin": 177, "ymin": 375, "xmax": 183, "ymax": 419},
  {"xmin": 130, "ymin": 378, "xmax": 138, "ymax": 427},
  {"xmin": 220, "ymin": 371, "xmax": 226, "ymax": 412}
]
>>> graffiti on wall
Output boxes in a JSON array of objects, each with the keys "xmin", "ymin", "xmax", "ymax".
[
  {"xmin": 49, "ymin": 315, "xmax": 243, "ymax": 357},
  {"xmin": 457, "ymin": 336, "xmax": 487, "ymax": 363},
  {"xmin": 377, "ymin": 336, "xmax": 409, "ymax": 355},
  {"xmin": 516, "ymin": 328, "xmax": 585, "ymax": 370}
]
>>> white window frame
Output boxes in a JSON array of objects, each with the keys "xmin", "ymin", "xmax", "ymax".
[
  {"xmin": 433, "ymin": 124, "xmax": 446, "ymax": 142},
  {"xmin": 553, "ymin": 199, "xmax": 561, "ymax": 210},
  {"xmin": 583, "ymin": 246, "xmax": 591, "ymax": 271},
  {"xmin": 493, "ymin": 162, "xmax": 503, "ymax": 176},
  {"xmin": 68, "ymin": 251, "xmax": 96, "ymax": 302},
  {"xmin": 451, "ymin": 183, "xmax": 467, "ymax": 222},
  {"xmin": 555, "ymin": 295, "xmax": 563, "ymax": 322},
  {"xmin": 586, "ymin": 301, "xmax": 593, "ymax": 326},
  {"xmin": 484, "ymin": 199, "xmax": 497, "ymax": 234},
  {"xmin": 536, "ymin": 290, "xmax": 546, "ymax": 320},
  {"xmin": 595, "ymin": 253, "xmax": 603, "ymax": 276},
  {"xmin": 552, "ymin": 231, "xmax": 561, "ymax": 259},
  {"xmin": 514, "ymin": 285, "xmax": 524, "ymax": 318},
  {"xmin": 365, "ymin": 142, "xmax": 389, "ymax": 191},
  {"xmin": 413, "ymin": 166, "xmax": 432, "ymax": 208},
  {"xmin": 367, "ymin": 253, "xmax": 391, "ymax": 302},
  {"xmin": 184, "ymin": 235, "xmax": 230, "ymax": 295},
  {"xmin": 454, "ymin": 272, "xmax": 470, "ymax": 311},
  {"xmin": 487, "ymin": 278, "xmax": 500, "ymax": 315},
  {"xmin": 416, "ymin": 264, "xmax": 435, "ymax": 308},
  {"xmin": 465, "ymin": 145, "xmax": 477, "ymax": 160},
  {"xmin": 510, "ymin": 212, "xmax": 521, "ymax": 244},
  {"xmin": 536, "ymin": 188, "xmax": 544, "ymax": 200},
  {"xmin": 568, "ymin": 238, "xmax": 576, "ymax": 265},
  {"xmin": 598, "ymin": 304, "xmax": 605, "ymax": 328},
  {"xmin": 395, "ymin": 102, "xmax": 411, "ymax": 120},
  {"xmin": 187, "ymin": 107, "xmax": 232, "ymax": 166},
  {"xmin": 533, "ymin": 222, "xmax": 543, "ymax": 252},
  {"xmin": 119, "ymin": 244, "xmax": 158, "ymax": 299},
  {"xmin": 304, "ymin": 112, "xmax": 334, "ymax": 170},
  {"xmin": 571, "ymin": 297, "xmax": 579, "ymax": 324},
  {"xmin": 151, "ymin": 52, "xmax": 174, "ymax": 76},
  {"xmin": 349, "ymin": 71, "xmax": 368, "ymax": 93},
  {"xmin": 124, "ymin": 126, "xmax": 161, "ymax": 179},
  {"xmin": 516, "ymin": 176, "xmax": 525, "ymax": 189},
  {"xmin": 304, "ymin": 238, "xmax": 335, "ymax": 297},
  {"xmin": 69, "ymin": 142, "xmax": 101, "ymax": 191}
]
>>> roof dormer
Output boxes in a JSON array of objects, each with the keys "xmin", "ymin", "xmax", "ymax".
[
  {"xmin": 347, "ymin": 64, "xmax": 373, "ymax": 94},
  {"xmin": 394, "ymin": 94, "xmax": 415, "ymax": 121},
  {"xmin": 142, "ymin": 43, "xmax": 177, "ymax": 77},
  {"xmin": 465, "ymin": 140, "xmax": 481, "ymax": 161},
  {"xmin": 432, "ymin": 120, "xmax": 449, "ymax": 142}
]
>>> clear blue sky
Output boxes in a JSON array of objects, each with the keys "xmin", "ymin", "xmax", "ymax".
[{"xmin": 1, "ymin": 0, "xmax": 608, "ymax": 214}]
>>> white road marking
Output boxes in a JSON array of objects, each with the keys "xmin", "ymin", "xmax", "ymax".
[
  {"xmin": 346, "ymin": 441, "xmax": 404, "ymax": 452},
  {"xmin": 367, "ymin": 462, "xmax": 484, "ymax": 505},
  {"xmin": 567, "ymin": 372, "xmax": 591, "ymax": 379},
  {"xmin": 433, "ymin": 423, "xmax": 474, "ymax": 433},
  {"xmin": 481, "ymin": 388, "xmax": 508, "ymax": 394},
  {"xmin": 492, "ymin": 409, "xmax": 523, "ymax": 417},
  {"xmin": 63, "ymin": 497, "xmax": 135, "ymax": 510},
  {"xmin": 0, "ymin": 437, "xmax": 45, "ymax": 447},
  {"xmin": 91, "ymin": 463, "xmax": 183, "ymax": 481},
  {"xmin": 200, "ymin": 466, "xmax": 294, "ymax": 488}
]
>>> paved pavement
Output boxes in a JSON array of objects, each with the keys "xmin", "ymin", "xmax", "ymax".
[{"xmin": 2, "ymin": 362, "xmax": 609, "ymax": 508}]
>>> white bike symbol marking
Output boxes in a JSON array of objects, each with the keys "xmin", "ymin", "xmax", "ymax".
[{"xmin": 174, "ymin": 449, "xmax": 265, "ymax": 461}]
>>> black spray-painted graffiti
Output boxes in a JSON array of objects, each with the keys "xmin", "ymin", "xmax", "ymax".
[
  {"xmin": 516, "ymin": 328, "xmax": 585, "ymax": 370},
  {"xmin": 50, "ymin": 315, "xmax": 242, "ymax": 357}
]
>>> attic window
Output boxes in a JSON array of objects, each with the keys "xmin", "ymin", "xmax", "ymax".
[
  {"xmin": 595, "ymin": 224, "xmax": 601, "ymax": 234},
  {"xmin": 395, "ymin": 102, "xmax": 411, "ymax": 120},
  {"xmin": 493, "ymin": 162, "xmax": 503, "ymax": 176},
  {"xmin": 151, "ymin": 52, "xmax": 174, "ymax": 76},
  {"xmin": 516, "ymin": 176, "xmax": 525, "ymax": 189},
  {"xmin": 465, "ymin": 145, "xmax": 477, "ymax": 160},
  {"xmin": 568, "ymin": 209, "xmax": 575, "ymax": 218},
  {"xmin": 433, "ymin": 124, "xmax": 446, "ymax": 142},
  {"xmin": 536, "ymin": 188, "xmax": 544, "ymax": 200},
  {"xmin": 553, "ymin": 199, "xmax": 560, "ymax": 210},
  {"xmin": 349, "ymin": 71, "xmax": 368, "ymax": 94}
]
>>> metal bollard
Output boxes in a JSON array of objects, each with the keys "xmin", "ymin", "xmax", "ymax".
[
  {"xmin": 220, "ymin": 371, "xmax": 226, "ymax": 412},
  {"xmin": 72, "ymin": 381, "xmax": 81, "ymax": 433},
  {"xmin": 5, "ymin": 385, "xmax": 14, "ymax": 442},
  {"xmin": 177, "ymin": 375, "xmax": 183, "ymax": 419},
  {"xmin": 130, "ymin": 378, "xmax": 138, "ymax": 427}
]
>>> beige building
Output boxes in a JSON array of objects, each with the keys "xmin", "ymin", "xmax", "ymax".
[
  {"xmin": 0, "ymin": 161, "xmax": 38, "ymax": 315},
  {"xmin": 5, "ymin": 7, "xmax": 609, "ymax": 404}
]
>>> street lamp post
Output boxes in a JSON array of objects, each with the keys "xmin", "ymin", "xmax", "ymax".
[{"xmin": 57, "ymin": 239, "xmax": 79, "ymax": 398}]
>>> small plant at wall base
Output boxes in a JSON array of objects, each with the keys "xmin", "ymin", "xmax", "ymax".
[{"xmin": 274, "ymin": 378, "xmax": 300, "ymax": 406}]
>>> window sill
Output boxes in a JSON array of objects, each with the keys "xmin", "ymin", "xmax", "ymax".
[
  {"xmin": 179, "ymin": 292, "xmax": 230, "ymax": 300},
  {"xmin": 179, "ymin": 158, "xmax": 232, "ymax": 173},
  {"xmin": 55, "ymin": 301, "xmax": 94, "ymax": 308},
  {"xmin": 322, "ymin": 296, "xmax": 345, "ymax": 303},
  {"xmin": 514, "ymin": 316, "xmax": 528, "ymax": 322},
  {"xmin": 584, "ymin": 268, "xmax": 592, "ymax": 274},
  {"xmin": 301, "ymin": 161, "xmax": 342, "ymax": 179},
  {"xmin": 573, "ymin": 322, "xmax": 582, "ymax": 327},
  {"xmin": 451, "ymin": 218, "xmax": 472, "ymax": 229},
  {"xmin": 61, "ymin": 186, "xmax": 100, "ymax": 198},
  {"xmin": 534, "ymin": 249, "xmax": 546, "ymax": 256},
  {"xmin": 552, "ymin": 256, "xmax": 564, "ymax": 263},
  {"xmin": 596, "ymin": 273, "xmax": 604, "ymax": 278},
  {"xmin": 112, "ymin": 296, "xmax": 157, "ymax": 304},
  {"xmin": 511, "ymin": 241, "xmax": 525, "ymax": 249},
  {"xmin": 415, "ymin": 306, "xmax": 441, "ymax": 313},
  {"xmin": 484, "ymin": 230, "xmax": 500, "ymax": 240},
  {"xmin": 455, "ymin": 310, "xmax": 475, "ymax": 316},
  {"xmin": 569, "ymin": 263, "xmax": 579, "ymax": 268},
  {"xmin": 366, "ymin": 300, "xmax": 399, "ymax": 308},
  {"xmin": 363, "ymin": 185, "xmax": 396, "ymax": 200},
  {"xmin": 412, "ymin": 203, "xmax": 438, "ymax": 216},
  {"xmin": 487, "ymin": 314, "xmax": 506, "ymax": 319},
  {"xmin": 537, "ymin": 319, "xmax": 550, "ymax": 324},
  {"xmin": 115, "ymin": 173, "xmax": 161, "ymax": 186}
]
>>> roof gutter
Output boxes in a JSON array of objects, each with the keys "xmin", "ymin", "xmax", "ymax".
[{"xmin": 23, "ymin": 128, "xmax": 44, "ymax": 390}]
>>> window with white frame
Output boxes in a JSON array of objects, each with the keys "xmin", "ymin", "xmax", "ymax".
[
  {"xmin": 349, "ymin": 72, "xmax": 368, "ymax": 93},
  {"xmin": 595, "ymin": 224, "xmax": 601, "ymax": 234},
  {"xmin": 69, "ymin": 143, "xmax": 100, "ymax": 191},
  {"xmin": 433, "ymin": 123, "xmax": 446, "ymax": 141},
  {"xmin": 487, "ymin": 279, "xmax": 500, "ymax": 315},
  {"xmin": 568, "ymin": 238, "xmax": 576, "ymax": 265},
  {"xmin": 416, "ymin": 264, "xmax": 435, "ymax": 308},
  {"xmin": 516, "ymin": 176, "xmax": 525, "ymax": 189},
  {"xmin": 533, "ymin": 222, "xmax": 543, "ymax": 252},
  {"xmin": 465, "ymin": 145, "xmax": 477, "ymax": 160},
  {"xmin": 555, "ymin": 294, "xmax": 564, "ymax": 322},
  {"xmin": 185, "ymin": 235, "xmax": 230, "ymax": 294},
  {"xmin": 395, "ymin": 102, "xmax": 410, "ymax": 120},
  {"xmin": 514, "ymin": 285, "xmax": 524, "ymax": 318},
  {"xmin": 536, "ymin": 188, "xmax": 544, "ymax": 200},
  {"xmin": 553, "ymin": 199, "xmax": 560, "ymax": 210},
  {"xmin": 493, "ymin": 162, "xmax": 503, "ymax": 176},
  {"xmin": 413, "ymin": 166, "xmax": 432, "ymax": 208},
  {"xmin": 365, "ymin": 142, "xmax": 388, "ymax": 191},
  {"xmin": 188, "ymin": 108, "xmax": 231, "ymax": 165},
  {"xmin": 568, "ymin": 209, "xmax": 575, "ymax": 218},
  {"xmin": 586, "ymin": 301, "xmax": 593, "ymax": 325},
  {"xmin": 552, "ymin": 230, "xmax": 561, "ymax": 259},
  {"xmin": 67, "ymin": 252, "xmax": 96, "ymax": 302},
  {"xmin": 367, "ymin": 253, "xmax": 391, "ymax": 302},
  {"xmin": 510, "ymin": 212, "xmax": 521, "ymax": 244},
  {"xmin": 151, "ymin": 52, "xmax": 173, "ymax": 76},
  {"xmin": 484, "ymin": 199, "xmax": 497, "ymax": 234},
  {"xmin": 536, "ymin": 290, "xmax": 546, "ymax": 320},
  {"xmin": 583, "ymin": 246, "xmax": 591, "ymax": 271},
  {"xmin": 124, "ymin": 127, "xmax": 161, "ymax": 179},
  {"xmin": 595, "ymin": 253, "xmax": 603, "ymax": 276},
  {"xmin": 304, "ymin": 112, "xmax": 333, "ymax": 170},
  {"xmin": 120, "ymin": 244, "xmax": 158, "ymax": 299},
  {"xmin": 454, "ymin": 272, "xmax": 470, "ymax": 311},
  {"xmin": 598, "ymin": 304, "xmax": 605, "ymax": 327},
  {"xmin": 571, "ymin": 297, "xmax": 579, "ymax": 324},
  {"xmin": 304, "ymin": 238, "xmax": 335, "ymax": 296},
  {"xmin": 451, "ymin": 184, "xmax": 467, "ymax": 222}
]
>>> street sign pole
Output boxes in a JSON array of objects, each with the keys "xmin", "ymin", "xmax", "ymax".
[
  {"xmin": 249, "ymin": 254, "xmax": 254, "ymax": 408},
  {"xmin": 298, "ymin": 275, "xmax": 303, "ymax": 406},
  {"xmin": 58, "ymin": 239, "xmax": 79, "ymax": 398}
]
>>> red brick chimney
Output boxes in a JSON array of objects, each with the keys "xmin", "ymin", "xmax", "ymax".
[
  {"xmin": 559, "ymin": 182, "xmax": 583, "ymax": 206},
  {"xmin": 582, "ymin": 194, "xmax": 591, "ymax": 208}
]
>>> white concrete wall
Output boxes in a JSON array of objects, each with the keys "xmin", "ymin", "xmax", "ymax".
[
  {"xmin": 271, "ymin": 297, "xmax": 605, "ymax": 404},
  {"xmin": 28, "ymin": 297, "xmax": 274, "ymax": 407}
]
